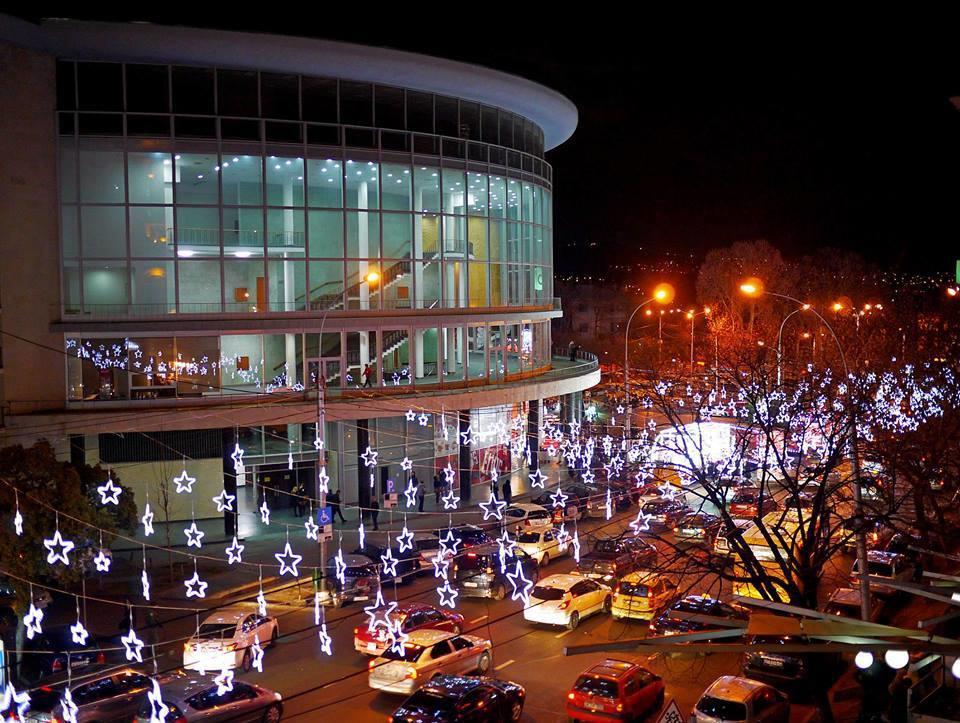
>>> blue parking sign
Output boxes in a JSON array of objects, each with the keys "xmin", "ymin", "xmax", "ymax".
[{"xmin": 317, "ymin": 506, "xmax": 332, "ymax": 526}]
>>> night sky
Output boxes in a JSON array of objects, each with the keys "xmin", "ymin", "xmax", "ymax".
[{"xmin": 18, "ymin": 14, "xmax": 960, "ymax": 274}]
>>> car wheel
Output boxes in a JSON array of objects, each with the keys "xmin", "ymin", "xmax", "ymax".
[
  {"xmin": 493, "ymin": 584, "xmax": 506, "ymax": 601},
  {"xmin": 262, "ymin": 703, "xmax": 282, "ymax": 723},
  {"xmin": 241, "ymin": 649, "xmax": 252, "ymax": 673},
  {"xmin": 511, "ymin": 699, "xmax": 524, "ymax": 720},
  {"xmin": 541, "ymin": 552, "xmax": 550, "ymax": 566},
  {"xmin": 477, "ymin": 651, "xmax": 491, "ymax": 674},
  {"xmin": 567, "ymin": 611, "xmax": 580, "ymax": 630},
  {"xmin": 602, "ymin": 596, "xmax": 612, "ymax": 613}
]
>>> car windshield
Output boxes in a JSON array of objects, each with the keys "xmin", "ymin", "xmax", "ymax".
[
  {"xmin": 459, "ymin": 553, "xmax": 492, "ymax": 570},
  {"xmin": 517, "ymin": 533, "xmax": 541, "ymax": 543},
  {"xmin": 697, "ymin": 696, "xmax": 748, "ymax": 721},
  {"xmin": 532, "ymin": 585, "xmax": 565, "ymax": 601},
  {"xmin": 574, "ymin": 675, "xmax": 618, "ymax": 698},
  {"xmin": 197, "ymin": 623, "xmax": 235, "ymax": 639},
  {"xmin": 380, "ymin": 644, "xmax": 425, "ymax": 662}
]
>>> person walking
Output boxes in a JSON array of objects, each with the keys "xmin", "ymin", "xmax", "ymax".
[
  {"xmin": 433, "ymin": 473, "xmax": 442, "ymax": 504},
  {"xmin": 362, "ymin": 363, "xmax": 374, "ymax": 388},
  {"xmin": 412, "ymin": 472, "xmax": 425, "ymax": 512},
  {"xmin": 502, "ymin": 478, "xmax": 513, "ymax": 507},
  {"xmin": 292, "ymin": 481, "xmax": 305, "ymax": 517},
  {"xmin": 329, "ymin": 489, "xmax": 346, "ymax": 523},
  {"xmin": 568, "ymin": 339, "xmax": 576, "ymax": 361},
  {"xmin": 490, "ymin": 477, "xmax": 499, "ymax": 500},
  {"xmin": 370, "ymin": 498, "xmax": 380, "ymax": 530}
]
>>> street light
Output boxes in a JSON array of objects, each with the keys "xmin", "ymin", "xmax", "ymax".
[
  {"xmin": 623, "ymin": 282, "xmax": 675, "ymax": 435},
  {"xmin": 686, "ymin": 307, "xmax": 712, "ymax": 375},
  {"xmin": 739, "ymin": 278, "xmax": 872, "ymax": 622},
  {"xmin": 775, "ymin": 303, "xmax": 811, "ymax": 386},
  {"xmin": 366, "ymin": 270, "xmax": 381, "ymax": 284}
]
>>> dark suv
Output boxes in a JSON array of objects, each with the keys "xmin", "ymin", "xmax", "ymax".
[
  {"xmin": 649, "ymin": 595, "xmax": 748, "ymax": 637},
  {"xmin": 453, "ymin": 544, "xmax": 540, "ymax": 600},
  {"xmin": 742, "ymin": 634, "xmax": 843, "ymax": 699},
  {"xmin": 391, "ymin": 673, "xmax": 526, "ymax": 722},
  {"xmin": 19, "ymin": 624, "xmax": 106, "ymax": 684},
  {"xmin": 578, "ymin": 537, "xmax": 656, "ymax": 584}
]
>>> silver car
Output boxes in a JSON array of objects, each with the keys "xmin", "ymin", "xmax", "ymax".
[
  {"xmin": 134, "ymin": 672, "xmax": 282, "ymax": 723},
  {"xmin": 22, "ymin": 667, "xmax": 153, "ymax": 722}
]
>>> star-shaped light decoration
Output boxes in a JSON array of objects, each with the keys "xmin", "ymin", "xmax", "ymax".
[
  {"xmin": 443, "ymin": 463, "xmax": 457, "ymax": 486},
  {"xmin": 183, "ymin": 521, "xmax": 205, "ymax": 548},
  {"xmin": 380, "ymin": 548, "xmax": 399, "ymax": 578},
  {"xmin": 459, "ymin": 426, "xmax": 474, "ymax": 445},
  {"xmin": 629, "ymin": 510, "xmax": 653, "ymax": 536},
  {"xmin": 528, "ymin": 468, "xmax": 547, "ymax": 488},
  {"xmin": 142, "ymin": 503, "xmax": 155, "ymax": 536},
  {"xmin": 212, "ymin": 489, "xmax": 235, "ymax": 512},
  {"xmin": 214, "ymin": 667, "xmax": 234, "ymax": 696},
  {"xmin": 549, "ymin": 487, "xmax": 569, "ymax": 509},
  {"xmin": 304, "ymin": 517, "xmax": 320, "ymax": 541},
  {"xmin": 497, "ymin": 529, "xmax": 517, "ymax": 573},
  {"xmin": 437, "ymin": 579, "xmax": 459, "ymax": 608},
  {"xmin": 358, "ymin": 521, "xmax": 366, "ymax": 550},
  {"xmin": 604, "ymin": 489, "xmax": 613, "ymax": 520},
  {"xmin": 438, "ymin": 530, "xmax": 461, "ymax": 558},
  {"xmin": 231, "ymin": 443, "xmax": 245, "ymax": 474},
  {"xmin": 479, "ymin": 492, "xmax": 507, "ymax": 521},
  {"xmin": 184, "ymin": 570, "xmax": 208, "ymax": 599},
  {"xmin": 432, "ymin": 554, "xmax": 450, "ymax": 580},
  {"xmin": 364, "ymin": 589, "xmax": 398, "ymax": 633},
  {"xmin": 225, "ymin": 536, "xmax": 244, "ymax": 564},
  {"xmin": 658, "ymin": 482, "xmax": 678, "ymax": 501},
  {"xmin": 572, "ymin": 531, "xmax": 582, "ymax": 563},
  {"xmin": 259, "ymin": 500, "xmax": 271, "ymax": 525},
  {"xmin": 555, "ymin": 524, "xmax": 571, "ymax": 550},
  {"xmin": 61, "ymin": 687, "xmax": 80, "ymax": 723},
  {"xmin": 250, "ymin": 635, "xmax": 265, "ymax": 672},
  {"xmin": 400, "ymin": 456, "xmax": 413, "ymax": 472},
  {"xmin": 97, "ymin": 475, "xmax": 122, "ymax": 505},
  {"xmin": 334, "ymin": 548, "xmax": 347, "ymax": 585},
  {"xmin": 93, "ymin": 548, "xmax": 111, "ymax": 572},
  {"xmin": 396, "ymin": 525, "xmax": 414, "ymax": 553},
  {"xmin": 403, "ymin": 480, "xmax": 418, "ymax": 508},
  {"xmin": 418, "ymin": 413, "xmax": 429, "ymax": 427},
  {"xmin": 313, "ymin": 430, "xmax": 324, "ymax": 451},
  {"xmin": 441, "ymin": 488, "xmax": 460, "ymax": 510},
  {"xmin": 386, "ymin": 617, "xmax": 409, "ymax": 656},
  {"xmin": 507, "ymin": 559, "xmax": 534, "ymax": 606},
  {"xmin": 318, "ymin": 623, "xmax": 333, "ymax": 656},
  {"xmin": 317, "ymin": 466, "xmax": 330, "ymax": 494},
  {"xmin": 142, "ymin": 568, "xmax": 151, "ymax": 601},
  {"xmin": 1, "ymin": 683, "xmax": 31, "ymax": 722},
  {"xmin": 404, "ymin": 409, "xmax": 417, "ymax": 422},
  {"xmin": 173, "ymin": 469, "xmax": 196, "ymax": 494},
  {"xmin": 24, "ymin": 602, "xmax": 43, "ymax": 639},
  {"xmin": 275, "ymin": 542, "xmax": 303, "ymax": 577},
  {"xmin": 360, "ymin": 446, "xmax": 378, "ymax": 467},
  {"xmin": 146, "ymin": 678, "xmax": 169, "ymax": 723},
  {"xmin": 121, "ymin": 627, "xmax": 145, "ymax": 662},
  {"xmin": 256, "ymin": 588, "xmax": 267, "ymax": 617},
  {"xmin": 70, "ymin": 618, "xmax": 89, "ymax": 645},
  {"xmin": 44, "ymin": 529, "xmax": 75, "ymax": 566},
  {"xmin": 582, "ymin": 469, "xmax": 596, "ymax": 485},
  {"xmin": 13, "ymin": 507, "xmax": 23, "ymax": 536}
]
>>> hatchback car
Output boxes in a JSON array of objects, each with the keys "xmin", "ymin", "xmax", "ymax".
[
  {"xmin": 693, "ymin": 675, "xmax": 789, "ymax": 723},
  {"xmin": 674, "ymin": 512, "xmax": 722, "ymax": 544},
  {"xmin": 728, "ymin": 491, "xmax": 778, "ymax": 519},
  {"xmin": 524, "ymin": 574, "xmax": 612, "ymax": 630},
  {"xmin": 640, "ymin": 500, "xmax": 692, "ymax": 528},
  {"xmin": 850, "ymin": 550, "xmax": 918, "ymax": 596},
  {"xmin": 650, "ymin": 595, "xmax": 748, "ymax": 637},
  {"xmin": 411, "ymin": 533, "xmax": 443, "ymax": 573},
  {"xmin": 18, "ymin": 666, "xmax": 153, "ymax": 722},
  {"xmin": 17, "ymin": 624, "xmax": 106, "ymax": 684},
  {"xmin": 367, "ymin": 630, "xmax": 493, "ymax": 695},
  {"xmin": 183, "ymin": 607, "xmax": 279, "ymax": 672},
  {"xmin": 741, "ymin": 635, "xmax": 843, "ymax": 697},
  {"xmin": 134, "ymin": 672, "xmax": 283, "ymax": 723},
  {"xmin": 515, "ymin": 527, "xmax": 570, "ymax": 566},
  {"xmin": 433, "ymin": 525, "xmax": 493, "ymax": 550},
  {"xmin": 453, "ymin": 544, "xmax": 540, "ymax": 600},
  {"xmin": 323, "ymin": 553, "xmax": 381, "ymax": 606},
  {"xmin": 353, "ymin": 542, "xmax": 419, "ymax": 583},
  {"xmin": 503, "ymin": 503, "xmax": 553, "ymax": 531},
  {"xmin": 611, "ymin": 571, "xmax": 677, "ymax": 621},
  {"xmin": 354, "ymin": 602, "xmax": 464, "ymax": 655},
  {"xmin": 566, "ymin": 658, "xmax": 665, "ymax": 722},
  {"xmin": 578, "ymin": 537, "xmax": 656, "ymax": 584},
  {"xmin": 390, "ymin": 674, "xmax": 525, "ymax": 722}
]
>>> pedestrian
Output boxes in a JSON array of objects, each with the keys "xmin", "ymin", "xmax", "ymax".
[
  {"xmin": 412, "ymin": 472, "xmax": 424, "ymax": 512},
  {"xmin": 362, "ymin": 363, "xmax": 374, "ymax": 388},
  {"xmin": 568, "ymin": 339, "xmax": 576, "ymax": 361},
  {"xmin": 329, "ymin": 489, "xmax": 346, "ymax": 523},
  {"xmin": 490, "ymin": 477, "xmax": 499, "ymax": 500},
  {"xmin": 433, "ymin": 474, "xmax": 442, "ymax": 504},
  {"xmin": 502, "ymin": 478, "xmax": 512, "ymax": 507},
  {"xmin": 370, "ymin": 498, "xmax": 380, "ymax": 530},
  {"xmin": 292, "ymin": 481, "xmax": 305, "ymax": 517}
]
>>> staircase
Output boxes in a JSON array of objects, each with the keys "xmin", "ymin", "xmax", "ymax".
[{"xmin": 299, "ymin": 254, "xmax": 415, "ymax": 311}]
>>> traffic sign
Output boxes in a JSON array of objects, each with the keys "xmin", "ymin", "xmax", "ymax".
[
  {"xmin": 317, "ymin": 506, "xmax": 333, "ymax": 526},
  {"xmin": 655, "ymin": 699, "xmax": 685, "ymax": 723}
]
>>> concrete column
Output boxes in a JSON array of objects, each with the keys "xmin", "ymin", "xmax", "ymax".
[
  {"xmin": 414, "ymin": 329, "xmax": 425, "ymax": 379},
  {"xmin": 221, "ymin": 428, "xmax": 238, "ymax": 537},
  {"xmin": 444, "ymin": 327, "xmax": 456, "ymax": 374},
  {"xmin": 358, "ymin": 181, "xmax": 370, "ymax": 310},
  {"xmin": 413, "ymin": 188, "xmax": 423, "ymax": 309},
  {"xmin": 458, "ymin": 409, "xmax": 472, "ymax": 503},
  {"xmin": 356, "ymin": 419, "xmax": 371, "ymax": 519},
  {"xmin": 527, "ymin": 399, "xmax": 540, "ymax": 472},
  {"xmin": 69, "ymin": 434, "xmax": 85, "ymax": 469}
]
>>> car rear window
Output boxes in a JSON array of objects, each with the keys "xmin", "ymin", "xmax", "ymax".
[
  {"xmin": 574, "ymin": 675, "xmax": 619, "ymax": 697},
  {"xmin": 697, "ymin": 695, "xmax": 748, "ymax": 721},
  {"xmin": 459, "ymin": 553, "xmax": 491, "ymax": 570},
  {"xmin": 380, "ymin": 644, "xmax": 425, "ymax": 661},
  {"xmin": 197, "ymin": 623, "xmax": 235, "ymax": 639},
  {"xmin": 532, "ymin": 585, "xmax": 565, "ymax": 601},
  {"xmin": 594, "ymin": 540, "xmax": 621, "ymax": 553},
  {"xmin": 620, "ymin": 581, "xmax": 649, "ymax": 597}
]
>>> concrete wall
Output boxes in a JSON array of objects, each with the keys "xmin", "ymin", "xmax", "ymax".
[{"xmin": 110, "ymin": 457, "xmax": 224, "ymax": 523}]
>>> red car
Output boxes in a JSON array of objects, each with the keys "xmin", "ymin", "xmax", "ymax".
[
  {"xmin": 728, "ymin": 490, "xmax": 778, "ymax": 519},
  {"xmin": 567, "ymin": 658, "xmax": 665, "ymax": 721},
  {"xmin": 353, "ymin": 602, "xmax": 464, "ymax": 655}
]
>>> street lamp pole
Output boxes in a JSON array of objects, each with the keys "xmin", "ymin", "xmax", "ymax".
[
  {"xmin": 775, "ymin": 306, "xmax": 808, "ymax": 387},
  {"xmin": 623, "ymin": 283, "xmax": 674, "ymax": 437}
]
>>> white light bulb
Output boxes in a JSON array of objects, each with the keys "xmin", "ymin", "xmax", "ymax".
[
  {"xmin": 952, "ymin": 658, "xmax": 960, "ymax": 679},
  {"xmin": 885, "ymin": 649, "xmax": 909, "ymax": 670},
  {"xmin": 855, "ymin": 651, "xmax": 874, "ymax": 669}
]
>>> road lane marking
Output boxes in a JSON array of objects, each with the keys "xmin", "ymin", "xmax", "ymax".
[
  {"xmin": 469, "ymin": 615, "xmax": 488, "ymax": 623},
  {"xmin": 554, "ymin": 629, "xmax": 573, "ymax": 639},
  {"xmin": 495, "ymin": 659, "xmax": 515, "ymax": 670}
]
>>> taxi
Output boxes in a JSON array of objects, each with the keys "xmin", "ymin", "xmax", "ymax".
[{"xmin": 611, "ymin": 570, "xmax": 676, "ymax": 621}]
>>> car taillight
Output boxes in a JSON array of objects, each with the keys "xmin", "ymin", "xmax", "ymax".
[
  {"xmin": 354, "ymin": 627, "xmax": 359, "ymax": 635},
  {"xmin": 614, "ymin": 584, "xmax": 620, "ymax": 594},
  {"xmin": 96, "ymin": 651, "xmax": 105, "ymax": 664},
  {"xmin": 405, "ymin": 667, "xmax": 418, "ymax": 680},
  {"xmin": 559, "ymin": 599, "xmax": 571, "ymax": 610},
  {"xmin": 225, "ymin": 643, "xmax": 237, "ymax": 651},
  {"xmin": 616, "ymin": 703, "xmax": 624, "ymax": 712},
  {"xmin": 369, "ymin": 659, "xmax": 377, "ymax": 669},
  {"xmin": 672, "ymin": 527, "xmax": 679, "ymax": 533},
  {"xmin": 486, "ymin": 567, "xmax": 494, "ymax": 574},
  {"xmin": 52, "ymin": 657, "xmax": 63, "ymax": 671},
  {"xmin": 568, "ymin": 692, "xmax": 575, "ymax": 700}
]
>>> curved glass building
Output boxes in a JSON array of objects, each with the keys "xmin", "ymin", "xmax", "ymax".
[{"xmin": 0, "ymin": 16, "xmax": 597, "ymax": 521}]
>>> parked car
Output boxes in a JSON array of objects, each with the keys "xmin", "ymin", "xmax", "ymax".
[
  {"xmin": 693, "ymin": 675, "xmax": 789, "ymax": 723},
  {"xmin": 453, "ymin": 544, "xmax": 540, "ymax": 600},
  {"xmin": 713, "ymin": 519, "xmax": 752, "ymax": 557},
  {"xmin": 523, "ymin": 574, "xmax": 612, "ymax": 630},
  {"xmin": 640, "ymin": 500, "xmax": 692, "ymax": 529},
  {"xmin": 183, "ymin": 607, "xmax": 279, "ymax": 673},
  {"xmin": 17, "ymin": 666, "xmax": 153, "ymax": 722},
  {"xmin": 354, "ymin": 602, "xmax": 464, "ymax": 656},
  {"xmin": 354, "ymin": 541, "xmax": 419, "ymax": 583},
  {"xmin": 717, "ymin": 477, "xmax": 757, "ymax": 502},
  {"xmin": 728, "ymin": 490, "xmax": 779, "ymax": 519},
  {"xmin": 390, "ymin": 673, "xmax": 525, "ymax": 722},
  {"xmin": 566, "ymin": 658, "xmax": 665, "ymax": 722},
  {"xmin": 578, "ymin": 537, "xmax": 656, "ymax": 584},
  {"xmin": 412, "ymin": 532, "xmax": 443, "ymax": 573},
  {"xmin": 134, "ymin": 671, "xmax": 282, "ymax": 723},
  {"xmin": 532, "ymin": 486, "xmax": 591, "ymax": 522},
  {"xmin": 515, "ymin": 527, "xmax": 570, "ymax": 566},
  {"xmin": 823, "ymin": 587, "xmax": 885, "ymax": 622},
  {"xmin": 637, "ymin": 482, "xmax": 689, "ymax": 507},
  {"xmin": 323, "ymin": 553, "xmax": 381, "ymax": 606},
  {"xmin": 674, "ymin": 512, "xmax": 722, "ymax": 544},
  {"xmin": 850, "ymin": 550, "xmax": 918, "ymax": 596},
  {"xmin": 19, "ymin": 624, "xmax": 106, "ymax": 684},
  {"xmin": 503, "ymin": 502, "xmax": 553, "ymax": 531},
  {"xmin": 741, "ymin": 634, "xmax": 843, "ymax": 697},
  {"xmin": 650, "ymin": 595, "xmax": 748, "ymax": 637},
  {"xmin": 432, "ymin": 525, "xmax": 493, "ymax": 551},
  {"xmin": 611, "ymin": 571, "xmax": 677, "ymax": 621},
  {"xmin": 367, "ymin": 630, "xmax": 492, "ymax": 695}
]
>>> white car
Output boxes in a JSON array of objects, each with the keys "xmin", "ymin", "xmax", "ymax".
[
  {"xmin": 693, "ymin": 675, "xmax": 789, "ymax": 723},
  {"xmin": 516, "ymin": 527, "xmax": 570, "ymax": 566},
  {"xmin": 183, "ymin": 607, "xmax": 278, "ymax": 672},
  {"xmin": 503, "ymin": 503, "xmax": 553, "ymax": 531},
  {"xmin": 367, "ymin": 629, "xmax": 492, "ymax": 695},
  {"xmin": 523, "ymin": 573, "xmax": 612, "ymax": 630}
]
